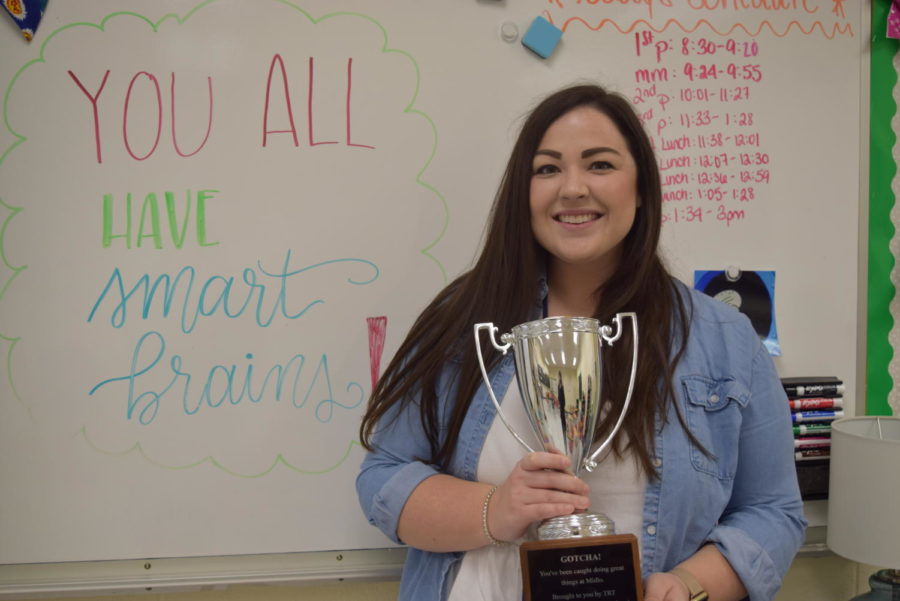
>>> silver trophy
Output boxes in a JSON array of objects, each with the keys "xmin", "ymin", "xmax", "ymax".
[{"xmin": 474, "ymin": 313, "xmax": 638, "ymax": 540}]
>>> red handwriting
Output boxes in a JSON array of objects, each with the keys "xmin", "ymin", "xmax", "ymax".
[
  {"xmin": 571, "ymin": 0, "xmax": 671, "ymax": 20},
  {"xmin": 366, "ymin": 316, "xmax": 388, "ymax": 392},
  {"xmin": 69, "ymin": 69, "xmax": 214, "ymax": 164},
  {"xmin": 262, "ymin": 55, "xmax": 374, "ymax": 150},
  {"xmin": 68, "ymin": 69, "xmax": 109, "ymax": 163},
  {"xmin": 69, "ymin": 55, "xmax": 374, "ymax": 164},
  {"xmin": 553, "ymin": 0, "xmax": 824, "ymax": 21},
  {"xmin": 545, "ymin": 0, "xmax": 853, "ymax": 38},
  {"xmin": 547, "ymin": 14, "xmax": 854, "ymax": 39},
  {"xmin": 685, "ymin": 0, "xmax": 817, "ymax": 13},
  {"xmin": 630, "ymin": 29, "xmax": 771, "ymax": 226},
  {"xmin": 636, "ymin": 32, "xmax": 760, "ymax": 62},
  {"xmin": 660, "ymin": 205, "xmax": 746, "ymax": 226}
]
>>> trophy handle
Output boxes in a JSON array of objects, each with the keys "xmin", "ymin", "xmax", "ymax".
[
  {"xmin": 583, "ymin": 312, "xmax": 639, "ymax": 472},
  {"xmin": 474, "ymin": 323, "xmax": 537, "ymax": 454}
]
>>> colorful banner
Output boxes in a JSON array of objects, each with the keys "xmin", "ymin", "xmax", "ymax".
[
  {"xmin": 890, "ymin": 0, "xmax": 900, "ymax": 39},
  {"xmin": 2, "ymin": 0, "xmax": 47, "ymax": 41}
]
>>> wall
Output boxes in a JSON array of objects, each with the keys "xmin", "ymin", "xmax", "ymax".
[{"xmin": 0, "ymin": 0, "xmax": 871, "ymax": 593}]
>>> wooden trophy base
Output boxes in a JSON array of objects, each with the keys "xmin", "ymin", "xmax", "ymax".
[{"xmin": 520, "ymin": 533, "xmax": 642, "ymax": 601}]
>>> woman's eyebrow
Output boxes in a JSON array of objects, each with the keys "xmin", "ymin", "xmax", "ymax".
[
  {"xmin": 533, "ymin": 147, "xmax": 623, "ymax": 160},
  {"xmin": 582, "ymin": 146, "xmax": 621, "ymax": 158},
  {"xmin": 534, "ymin": 149, "xmax": 562, "ymax": 159}
]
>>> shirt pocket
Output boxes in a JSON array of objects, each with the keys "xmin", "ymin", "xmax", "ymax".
[{"xmin": 681, "ymin": 375, "xmax": 749, "ymax": 480}]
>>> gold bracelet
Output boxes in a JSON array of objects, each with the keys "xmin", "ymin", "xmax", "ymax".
[
  {"xmin": 669, "ymin": 566, "xmax": 709, "ymax": 601},
  {"xmin": 481, "ymin": 485, "xmax": 505, "ymax": 546}
]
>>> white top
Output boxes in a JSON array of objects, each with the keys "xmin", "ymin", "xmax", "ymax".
[{"xmin": 447, "ymin": 382, "xmax": 647, "ymax": 601}]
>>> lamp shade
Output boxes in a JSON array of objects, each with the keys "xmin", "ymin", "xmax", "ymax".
[{"xmin": 826, "ymin": 416, "xmax": 900, "ymax": 568}]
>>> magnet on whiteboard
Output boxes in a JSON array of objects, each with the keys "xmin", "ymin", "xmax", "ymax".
[
  {"xmin": 521, "ymin": 16, "xmax": 562, "ymax": 58},
  {"xmin": 500, "ymin": 21, "xmax": 519, "ymax": 43},
  {"xmin": 725, "ymin": 265, "xmax": 741, "ymax": 281}
]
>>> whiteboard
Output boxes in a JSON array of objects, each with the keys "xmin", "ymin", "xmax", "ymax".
[{"xmin": 0, "ymin": 0, "xmax": 866, "ymax": 567}]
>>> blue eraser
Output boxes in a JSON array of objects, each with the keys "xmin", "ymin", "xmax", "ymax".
[{"xmin": 522, "ymin": 16, "xmax": 562, "ymax": 59}]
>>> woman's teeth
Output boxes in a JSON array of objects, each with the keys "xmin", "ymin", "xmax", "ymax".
[{"xmin": 557, "ymin": 214, "xmax": 597, "ymax": 224}]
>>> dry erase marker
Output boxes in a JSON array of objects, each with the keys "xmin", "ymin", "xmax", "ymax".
[
  {"xmin": 788, "ymin": 397, "xmax": 843, "ymax": 411},
  {"xmin": 791, "ymin": 410, "xmax": 844, "ymax": 423},
  {"xmin": 795, "ymin": 448, "xmax": 830, "ymax": 461},
  {"xmin": 793, "ymin": 423, "xmax": 831, "ymax": 435},
  {"xmin": 794, "ymin": 436, "xmax": 831, "ymax": 448},
  {"xmin": 784, "ymin": 383, "xmax": 845, "ymax": 397}
]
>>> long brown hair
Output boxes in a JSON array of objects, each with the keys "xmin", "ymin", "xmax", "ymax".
[{"xmin": 360, "ymin": 84, "xmax": 692, "ymax": 477}]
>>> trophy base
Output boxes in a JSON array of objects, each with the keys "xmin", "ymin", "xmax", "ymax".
[
  {"xmin": 537, "ymin": 511, "xmax": 616, "ymax": 540},
  {"xmin": 520, "ymin": 534, "xmax": 642, "ymax": 601}
]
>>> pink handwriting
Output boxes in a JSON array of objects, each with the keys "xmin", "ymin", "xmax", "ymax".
[
  {"xmin": 262, "ymin": 55, "xmax": 374, "ymax": 150},
  {"xmin": 366, "ymin": 316, "xmax": 388, "ymax": 392},
  {"xmin": 630, "ymin": 30, "xmax": 771, "ymax": 226},
  {"xmin": 69, "ymin": 69, "xmax": 214, "ymax": 164}
]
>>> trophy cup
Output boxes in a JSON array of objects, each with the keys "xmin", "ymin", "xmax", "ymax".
[{"xmin": 475, "ymin": 313, "xmax": 642, "ymax": 601}]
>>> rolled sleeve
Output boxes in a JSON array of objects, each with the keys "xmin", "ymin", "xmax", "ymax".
[
  {"xmin": 356, "ymin": 377, "xmax": 449, "ymax": 544},
  {"xmin": 708, "ymin": 524, "xmax": 786, "ymax": 600},
  {"xmin": 359, "ymin": 456, "xmax": 440, "ymax": 544},
  {"xmin": 711, "ymin": 342, "xmax": 807, "ymax": 600}
]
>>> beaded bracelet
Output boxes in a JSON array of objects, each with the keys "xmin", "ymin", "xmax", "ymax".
[{"xmin": 481, "ymin": 485, "xmax": 506, "ymax": 546}]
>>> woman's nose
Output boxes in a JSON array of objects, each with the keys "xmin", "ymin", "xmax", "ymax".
[{"xmin": 560, "ymin": 170, "xmax": 588, "ymax": 200}]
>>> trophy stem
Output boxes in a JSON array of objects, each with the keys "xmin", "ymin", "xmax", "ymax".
[{"xmin": 537, "ymin": 511, "xmax": 616, "ymax": 540}]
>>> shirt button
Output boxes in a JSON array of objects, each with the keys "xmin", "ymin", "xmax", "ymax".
[
  {"xmin": 652, "ymin": 457, "xmax": 662, "ymax": 468},
  {"xmin": 709, "ymin": 394, "xmax": 720, "ymax": 404},
  {"xmin": 647, "ymin": 525, "xmax": 657, "ymax": 535}
]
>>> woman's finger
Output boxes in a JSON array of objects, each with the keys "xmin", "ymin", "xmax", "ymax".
[
  {"xmin": 521, "ymin": 469, "xmax": 589, "ymax": 496},
  {"xmin": 519, "ymin": 451, "xmax": 573, "ymax": 473}
]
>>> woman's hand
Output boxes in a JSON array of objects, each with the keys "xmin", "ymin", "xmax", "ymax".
[
  {"xmin": 644, "ymin": 571, "xmax": 690, "ymax": 601},
  {"xmin": 486, "ymin": 451, "xmax": 590, "ymax": 542},
  {"xmin": 644, "ymin": 546, "xmax": 746, "ymax": 601}
]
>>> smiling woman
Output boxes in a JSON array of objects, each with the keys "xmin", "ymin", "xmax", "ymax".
[
  {"xmin": 356, "ymin": 84, "xmax": 805, "ymax": 601},
  {"xmin": 528, "ymin": 106, "xmax": 640, "ymax": 315}
]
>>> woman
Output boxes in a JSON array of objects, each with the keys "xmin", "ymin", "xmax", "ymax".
[{"xmin": 356, "ymin": 84, "xmax": 805, "ymax": 601}]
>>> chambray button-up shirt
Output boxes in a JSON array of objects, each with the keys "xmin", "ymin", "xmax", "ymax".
[{"xmin": 357, "ymin": 282, "xmax": 806, "ymax": 601}]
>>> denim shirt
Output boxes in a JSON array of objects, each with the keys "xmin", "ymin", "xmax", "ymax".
[{"xmin": 356, "ymin": 281, "xmax": 806, "ymax": 601}]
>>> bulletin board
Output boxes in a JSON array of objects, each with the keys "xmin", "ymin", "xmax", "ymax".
[
  {"xmin": 0, "ymin": 0, "xmax": 868, "ymax": 590},
  {"xmin": 871, "ymin": 0, "xmax": 898, "ymax": 417}
]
